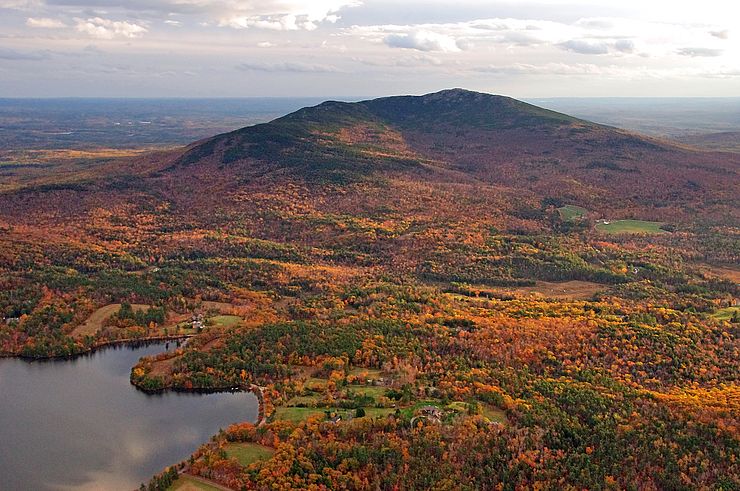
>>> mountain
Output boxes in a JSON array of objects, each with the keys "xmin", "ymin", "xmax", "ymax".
[
  {"xmin": 1, "ymin": 89, "xmax": 738, "ymax": 249},
  {"xmin": 159, "ymin": 88, "xmax": 738, "ymax": 223}
]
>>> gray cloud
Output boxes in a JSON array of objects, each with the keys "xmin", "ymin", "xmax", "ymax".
[
  {"xmin": 558, "ymin": 39, "xmax": 609, "ymax": 55},
  {"xmin": 709, "ymin": 29, "xmax": 729, "ymax": 39},
  {"xmin": 613, "ymin": 39, "xmax": 634, "ymax": 53},
  {"xmin": 236, "ymin": 61, "xmax": 341, "ymax": 73},
  {"xmin": 384, "ymin": 31, "xmax": 461, "ymax": 52},
  {"xmin": 677, "ymin": 47, "xmax": 723, "ymax": 57},
  {"xmin": 0, "ymin": 47, "xmax": 48, "ymax": 60},
  {"xmin": 501, "ymin": 31, "xmax": 544, "ymax": 47}
]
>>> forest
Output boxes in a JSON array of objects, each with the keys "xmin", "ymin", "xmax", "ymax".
[{"xmin": 1, "ymin": 90, "xmax": 738, "ymax": 489}]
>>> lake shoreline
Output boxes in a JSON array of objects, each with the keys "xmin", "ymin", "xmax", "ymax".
[
  {"xmin": 0, "ymin": 333, "xmax": 195, "ymax": 361},
  {"xmin": 0, "ymin": 341, "xmax": 260, "ymax": 490}
]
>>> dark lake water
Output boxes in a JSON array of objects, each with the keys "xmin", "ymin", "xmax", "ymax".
[{"xmin": 0, "ymin": 342, "xmax": 258, "ymax": 490}]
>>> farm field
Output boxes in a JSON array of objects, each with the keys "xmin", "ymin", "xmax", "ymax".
[
  {"xmin": 596, "ymin": 219, "xmax": 666, "ymax": 234},
  {"xmin": 208, "ymin": 315, "xmax": 242, "ymax": 328},
  {"xmin": 71, "ymin": 303, "xmax": 151, "ymax": 338},
  {"xmin": 558, "ymin": 204, "xmax": 588, "ymax": 220},
  {"xmin": 168, "ymin": 475, "xmax": 226, "ymax": 491},
  {"xmin": 224, "ymin": 443, "xmax": 275, "ymax": 467}
]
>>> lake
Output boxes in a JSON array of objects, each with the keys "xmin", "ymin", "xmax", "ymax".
[{"xmin": 0, "ymin": 342, "xmax": 258, "ymax": 490}]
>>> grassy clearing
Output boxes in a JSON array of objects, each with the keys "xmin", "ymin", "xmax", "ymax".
[
  {"xmin": 596, "ymin": 219, "xmax": 666, "ymax": 234},
  {"xmin": 274, "ymin": 406, "xmax": 327, "ymax": 422},
  {"xmin": 208, "ymin": 315, "xmax": 242, "ymax": 328},
  {"xmin": 345, "ymin": 385, "xmax": 387, "ymax": 398},
  {"xmin": 348, "ymin": 367, "xmax": 384, "ymax": 378},
  {"xmin": 558, "ymin": 205, "xmax": 588, "ymax": 221},
  {"xmin": 71, "ymin": 303, "xmax": 150, "ymax": 338},
  {"xmin": 286, "ymin": 394, "xmax": 323, "ymax": 406},
  {"xmin": 713, "ymin": 307, "xmax": 739, "ymax": 322},
  {"xmin": 225, "ymin": 442, "xmax": 275, "ymax": 466},
  {"xmin": 480, "ymin": 280, "xmax": 603, "ymax": 301},
  {"xmin": 168, "ymin": 475, "xmax": 223, "ymax": 491},
  {"xmin": 482, "ymin": 405, "xmax": 508, "ymax": 424},
  {"xmin": 304, "ymin": 377, "xmax": 328, "ymax": 390},
  {"xmin": 274, "ymin": 406, "xmax": 395, "ymax": 423}
]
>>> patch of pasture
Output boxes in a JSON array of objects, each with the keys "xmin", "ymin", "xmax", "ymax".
[
  {"xmin": 224, "ymin": 443, "xmax": 275, "ymax": 467},
  {"xmin": 208, "ymin": 315, "xmax": 242, "ymax": 328},
  {"xmin": 558, "ymin": 205, "xmax": 588, "ymax": 221},
  {"xmin": 168, "ymin": 475, "xmax": 224, "ymax": 491},
  {"xmin": 713, "ymin": 307, "xmax": 739, "ymax": 322},
  {"xmin": 596, "ymin": 219, "xmax": 666, "ymax": 234}
]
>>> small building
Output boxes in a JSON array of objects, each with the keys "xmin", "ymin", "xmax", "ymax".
[
  {"xmin": 419, "ymin": 405, "xmax": 443, "ymax": 421},
  {"xmin": 411, "ymin": 405, "xmax": 444, "ymax": 427},
  {"xmin": 191, "ymin": 313, "xmax": 204, "ymax": 331}
]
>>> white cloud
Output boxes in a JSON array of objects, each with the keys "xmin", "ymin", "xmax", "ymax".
[
  {"xmin": 218, "ymin": 0, "xmax": 360, "ymax": 31},
  {"xmin": 75, "ymin": 17, "xmax": 148, "ymax": 39},
  {"xmin": 26, "ymin": 17, "xmax": 66, "ymax": 28},
  {"xmin": 384, "ymin": 30, "xmax": 462, "ymax": 52}
]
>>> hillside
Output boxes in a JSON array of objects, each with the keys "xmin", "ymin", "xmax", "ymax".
[{"xmin": 0, "ymin": 90, "xmax": 738, "ymax": 490}]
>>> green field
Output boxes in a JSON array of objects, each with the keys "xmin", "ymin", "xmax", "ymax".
[
  {"xmin": 345, "ymin": 385, "xmax": 387, "ymax": 398},
  {"xmin": 274, "ymin": 406, "xmax": 395, "ymax": 423},
  {"xmin": 348, "ymin": 367, "xmax": 384, "ymax": 378},
  {"xmin": 713, "ymin": 306, "xmax": 739, "ymax": 322},
  {"xmin": 225, "ymin": 443, "xmax": 275, "ymax": 466},
  {"xmin": 168, "ymin": 475, "xmax": 223, "ymax": 491},
  {"xmin": 304, "ymin": 377, "xmax": 329, "ymax": 390},
  {"xmin": 558, "ymin": 205, "xmax": 588, "ymax": 221},
  {"xmin": 596, "ymin": 219, "xmax": 666, "ymax": 234},
  {"xmin": 208, "ymin": 315, "xmax": 242, "ymax": 328},
  {"xmin": 274, "ymin": 406, "xmax": 328, "ymax": 422},
  {"xmin": 482, "ymin": 405, "xmax": 508, "ymax": 424}
]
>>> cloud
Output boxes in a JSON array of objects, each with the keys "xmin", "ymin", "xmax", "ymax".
[
  {"xmin": 384, "ymin": 30, "xmax": 461, "ymax": 52},
  {"xmin": 0, "ymin": 47, "xmax": 48, "ymax": 60},
  {"xmin": 558, "ymin": 39, "xmax": 609, "ymax": 55},
  {"xmin": 26, "ymin": 17, "xmax": 66, "ymax": 28},
  {"xmin": 677, "ymin": 47, "xmax": 723, "ymax": 57},
  {"xmin": 218, "ymin": 0, "xmax": 360, "ymax": 31},
  {"xmin": 613, "ymin": 39, "xmax": 634, "ymax": 53},
  {"xmin": 0, "ymin": 0, "xmax": 41, "ymax": 8},
  {"xmin": 471, "ymin": 62, "xmax": 627, "ymax": 77},
  {"xmin": 575, "ymin": 18, "xmax": 614, "ymax": 29},
  {"xmin": 236, "ymin": 61, "xmax": 341, "ymax": 73},
  {"xmin": 75, "ymin": 17, "xmax": 147, "ymax": 39},
  {"xmin": 500, "ymin": 31, "xmax": 545, "ymax": 46},
  {"xmin": 709, "ymin": 29, "xmax": 729, "ymax": 39}
]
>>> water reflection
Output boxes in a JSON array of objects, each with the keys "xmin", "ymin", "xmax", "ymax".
[{"xmin": 0, "ymin": 343, "xmax": 257, "ymax": 491}]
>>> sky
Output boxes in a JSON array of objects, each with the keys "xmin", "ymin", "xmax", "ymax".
[{"xmin": 1, "ymin": 0, "xmax": 739, "ymax": 97}]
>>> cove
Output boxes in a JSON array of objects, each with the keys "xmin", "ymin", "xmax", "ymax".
[{"xmin": 0, "ymin": 342, "xmax": 258, "ymax": 491}]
